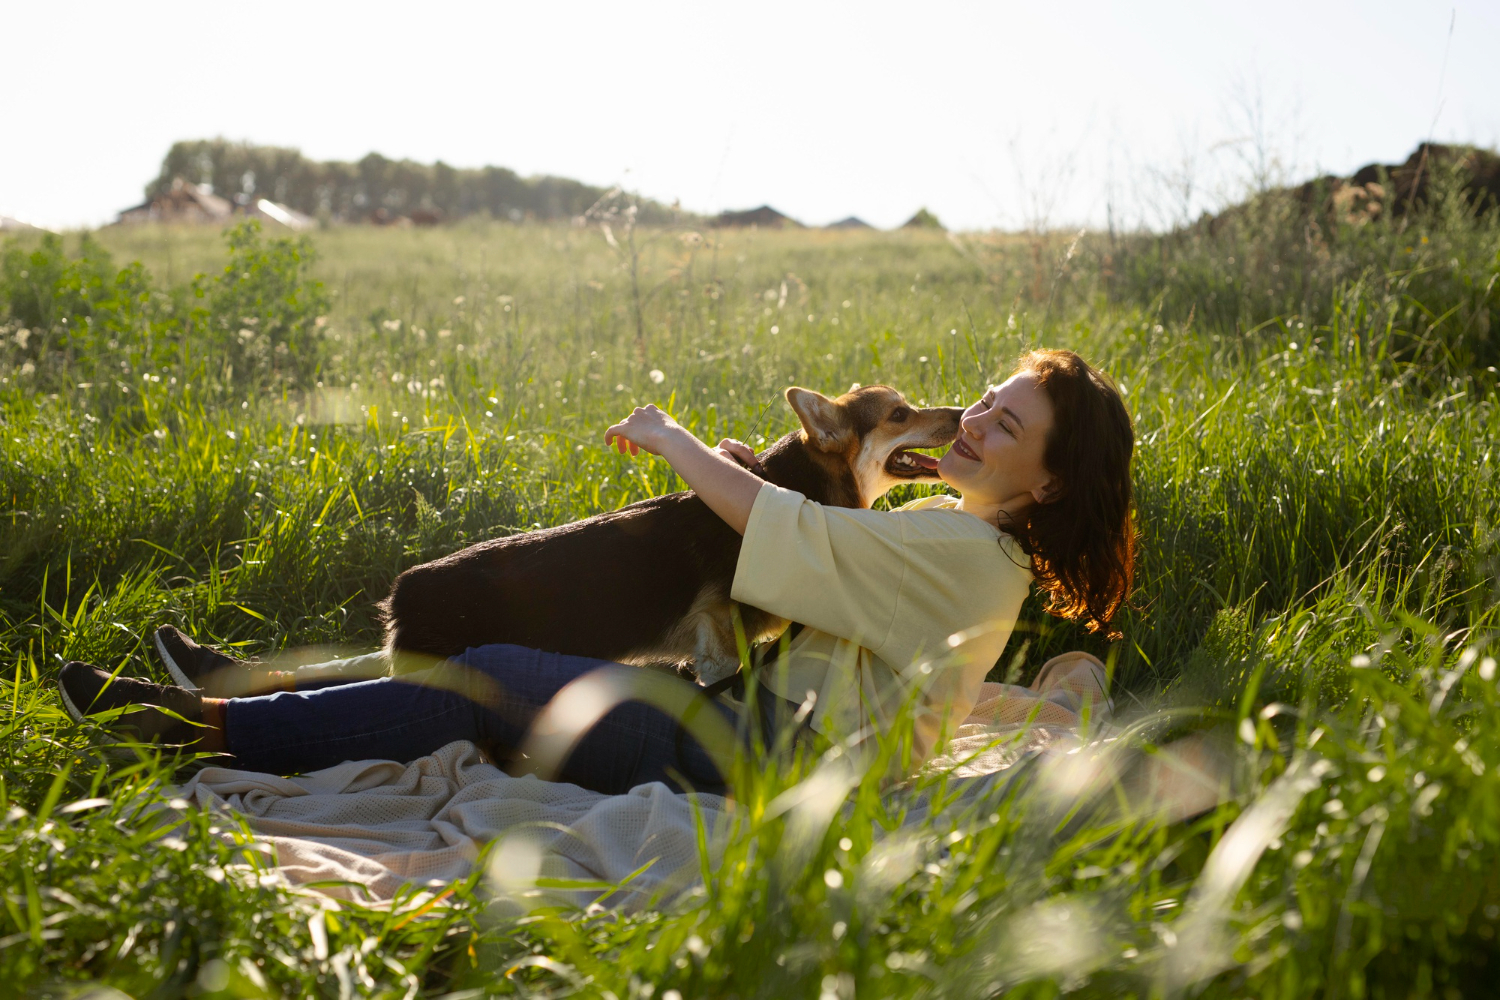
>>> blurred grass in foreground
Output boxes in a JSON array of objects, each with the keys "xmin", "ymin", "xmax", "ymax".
[{"xmin": 1, "ymin": 198, "xmax": 1498, "ymax": 996}]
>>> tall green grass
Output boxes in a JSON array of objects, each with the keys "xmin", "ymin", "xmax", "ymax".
[{"xmin": 2, "ymin": 209, "xmax": 1498, "ymax": 997}]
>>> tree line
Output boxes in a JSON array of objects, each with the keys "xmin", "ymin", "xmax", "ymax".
[{"xmin": 146, "ymin": 139, "xmax": 683, "ymax": 224}]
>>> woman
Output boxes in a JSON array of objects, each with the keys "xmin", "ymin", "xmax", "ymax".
[{"xmin": 59, "ymin": 349, "xmax": 1135, "ymax": 796}]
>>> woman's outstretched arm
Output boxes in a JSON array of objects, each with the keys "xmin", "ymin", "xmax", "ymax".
[{"xmin": 604, "ymin": 405, "xmax": 763, "ymax": 534}]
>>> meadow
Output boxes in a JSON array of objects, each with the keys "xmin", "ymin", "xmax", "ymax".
[{"xmin": 2, "ymin": 179, "xmax": 1500, "ymax": 997}]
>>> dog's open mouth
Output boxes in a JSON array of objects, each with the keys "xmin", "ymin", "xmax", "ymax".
[{"xmin": 886, "ymin": 448, "xmax": 943, "ymax": 477}]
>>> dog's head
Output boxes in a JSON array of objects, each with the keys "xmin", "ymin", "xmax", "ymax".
[{"xmin": 786, "ymin": 384, "xmax": 963, "ymax": 507}]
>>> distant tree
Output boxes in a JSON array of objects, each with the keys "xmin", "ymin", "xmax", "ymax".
[{"xmin": 902, "ymin": 207, "xmax": 945, "ymax": 230}]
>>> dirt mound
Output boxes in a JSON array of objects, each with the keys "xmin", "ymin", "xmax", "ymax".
[
  {"xmin": 1209, "ymin": 143, "xmax": 1500, "ymax": 233},
  {"xmin": 1338, "ymin": 143, "xmax": 1500, "ymax": 215}
]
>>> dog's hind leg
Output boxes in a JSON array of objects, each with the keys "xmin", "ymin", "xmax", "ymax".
[{"xmin": 381, "ymin": 558, "xmax": 496, "ymax": 668}]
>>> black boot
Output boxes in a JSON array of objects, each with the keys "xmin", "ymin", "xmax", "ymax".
[
  {"xmin": 154, "ymin": 625, "xmax": 254, "ymax": 697},
  {"xmin": 58, "ymin": 661, "xmax": 206, "ymax": 747}
]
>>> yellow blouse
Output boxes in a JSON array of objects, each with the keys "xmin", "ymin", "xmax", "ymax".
[{"xmin": 731, "ymin": 484, "xmax": 1033, "ymax": 762}]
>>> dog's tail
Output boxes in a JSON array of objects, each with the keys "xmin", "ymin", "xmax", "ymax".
[
  {"xmin": 376, "ymin": 591, "xmax": 398, "ymax": 649},
  {"xmin": 379, "ymin": 563, "xmax": 463, "ymax": 663}
]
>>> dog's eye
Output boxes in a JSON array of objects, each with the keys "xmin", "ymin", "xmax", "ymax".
[{"xmin": 889, "ymin": 407, "xmax": 910, "ymax": 423}]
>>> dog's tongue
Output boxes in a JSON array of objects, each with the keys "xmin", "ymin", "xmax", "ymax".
[{"xmin": 908, "ymin": 451, "xmax": 940, "ymax": 470}]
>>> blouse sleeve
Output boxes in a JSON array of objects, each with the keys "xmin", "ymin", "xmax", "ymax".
[{"xmin": 730, "ymin": 484, "xmax": 909, "ymax": 653}]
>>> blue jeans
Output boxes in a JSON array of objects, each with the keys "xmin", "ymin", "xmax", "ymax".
[{"xmin": 223, "ymin": 644, "xmax": 779, "ymax": 795}]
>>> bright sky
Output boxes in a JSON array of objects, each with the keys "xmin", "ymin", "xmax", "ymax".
[{"xmin": 4, "ymin": 1, "xmax": 1497, "ymax": 231}]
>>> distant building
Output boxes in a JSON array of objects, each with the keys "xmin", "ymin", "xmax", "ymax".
[
  {"xmin": 115, "ymin": 178, "xmax": 317, "ymax": 230},
  {"xmin": 0, "ymin": 216, "xmax": 44, "ymax": 232},
  {"xmin": 826, "ymin": 216, "xmax": 874, "ymax": 230},
  {"xmin": 712, "ymin": 205, "xmax": 804, "ymax": 228},
  {"xmin": 117, "ymin": 178, "xmax": 233, "ymax": 225}
]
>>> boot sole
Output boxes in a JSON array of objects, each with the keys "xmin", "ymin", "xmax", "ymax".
[
  {"xmin": 155, "ymin": 630, "xmax": 201, "ymax": 691},
  {"xmin": 56, "ymin": 676, "xmax": 123, "ymax": 745}
]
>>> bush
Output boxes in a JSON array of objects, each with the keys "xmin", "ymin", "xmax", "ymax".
[
  {"xmin": 0, "ymin": 233, "xmax": 164, "ymax": 382},
  {"xmin": 0, "ymin": 221, "xmax": 328, "ymax": 392},
  {"xmin": 188, "ymin": 220, "xmax": 330, "ymax": 389}
]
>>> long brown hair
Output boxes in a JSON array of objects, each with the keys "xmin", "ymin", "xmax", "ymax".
[{"xmin": 1000, "ymin": 349, "xmax": 1136, "ymax": 639}]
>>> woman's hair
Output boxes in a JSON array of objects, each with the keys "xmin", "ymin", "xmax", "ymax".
[{"xmin": 1000, "ymin": 349, "xmax": 1136, "ymax": 640}]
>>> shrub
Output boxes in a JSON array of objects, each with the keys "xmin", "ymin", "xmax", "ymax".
[
  {"xmin": 1, "ymin": 221, "xmax": 329, "ymax": 392},
  {"xmin": 188, "ymin": 220, "xmax": 330, "ymax": 389},
  {"xmin": 0, "ymin": 234, "xmax": 166, "ymax": 382}
]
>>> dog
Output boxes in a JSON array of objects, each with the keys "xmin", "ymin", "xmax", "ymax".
[{"xmin": 381, "ymin": 385, "xmax": 962, "ymax": 685}]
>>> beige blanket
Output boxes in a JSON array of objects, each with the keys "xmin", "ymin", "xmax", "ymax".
[{"xmin": 179, "ymin": 654, "xmax": 1112, "ymax": 905}]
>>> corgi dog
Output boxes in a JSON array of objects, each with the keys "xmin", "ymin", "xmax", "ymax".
[{"xmin": 381, "ymin": 385, "xmax": 962, "ymax": 684}]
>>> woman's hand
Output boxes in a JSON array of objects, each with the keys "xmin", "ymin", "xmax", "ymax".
[
  {"xmin": 714, "ymin": 438, "xmax": 759, "ymax": 468},
  {"xmin": 604, "ymin": 404, "xmax": 687, "ymax": 456},
  {"xmin": 603, "ymin": 410, "xmax": 763, "ymax": 534}
]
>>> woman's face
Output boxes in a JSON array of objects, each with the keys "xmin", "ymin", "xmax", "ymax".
[{"xmin": 939, "ymin": 372, "xmax": 1058, "ymax": 511}]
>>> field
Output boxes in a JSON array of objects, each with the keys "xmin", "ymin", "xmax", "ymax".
[{"xmin": 3, "ymin": 185, "xmax": 1500, "ymax": 998}]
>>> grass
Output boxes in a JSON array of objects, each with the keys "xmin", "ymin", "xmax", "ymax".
[{"xmin": 2, "ymin": 193, "xmax": 1499, "ymax": 997}]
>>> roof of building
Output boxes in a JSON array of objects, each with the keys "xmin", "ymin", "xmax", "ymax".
[
  {"xmin": 712, "ymin": 205, "xmax": 804, "ymax": 228},
  {"xmin": 117, "ymin": 178, "xmax": 233, "ymax": 224},
  {"xmin": 250, "ymin": 198, "xmax": 316, "ymax": 231}
]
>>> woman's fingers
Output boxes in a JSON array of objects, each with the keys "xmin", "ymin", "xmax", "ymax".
[
  {"xmin": 604, "ymin": 423, "xmax": 633, "ymax": 452},
  {"xmin": 605, "ymin": 403, "xmax": 687, "ymax": 459},
  {"xmin": 604, "ymin": 413, "xmax": 658, "ymax": 456},
  {"xmin": 715, "ymin": 438, "xmax": 757, "ymax": 466}
]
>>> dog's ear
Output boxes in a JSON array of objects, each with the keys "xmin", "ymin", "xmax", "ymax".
[{"xmin": 786, "ymin": 387, "xmax": 854, "ymax": 453}]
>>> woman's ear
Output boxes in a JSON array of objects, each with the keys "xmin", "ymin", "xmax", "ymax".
[
  {"xmin": 786, "ymin": 387, "xmax": 854, "ymax": 453},
  {"xmin": 1032, "ymin": 476, "xmax": 1062, "ymax": 505}
]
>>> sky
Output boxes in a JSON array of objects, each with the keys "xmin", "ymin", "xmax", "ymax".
[{"xmin": 3, "ymin": 0, "xmax": 1498, "ymax": 232}]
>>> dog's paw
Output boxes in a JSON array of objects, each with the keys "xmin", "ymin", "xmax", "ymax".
[{"xmin": 695, "ymin": 658, "xmax": 740, "ymax": 687}]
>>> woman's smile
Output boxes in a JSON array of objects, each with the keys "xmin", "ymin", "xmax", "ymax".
[{"xmin": 937, "ymin": 372, "xmax": 1058, "ymax": 525}]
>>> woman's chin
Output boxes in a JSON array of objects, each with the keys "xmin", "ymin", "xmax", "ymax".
[{"xmin": 936, "ymin": 456, "xmax": 965, "ymax": 489}]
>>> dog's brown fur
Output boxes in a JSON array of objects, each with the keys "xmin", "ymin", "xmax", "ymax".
[{"xmin": 381, "ymin": 386, "xmax": 961, "ymax": 683}]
